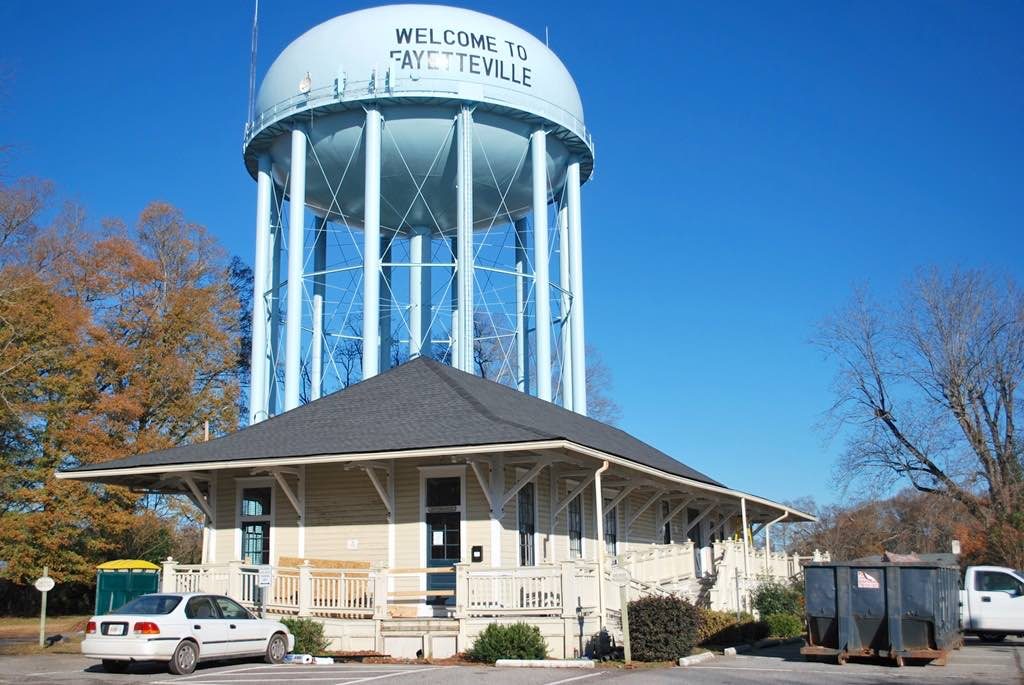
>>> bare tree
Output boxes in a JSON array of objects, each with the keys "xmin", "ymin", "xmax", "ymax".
[
  {"xmin": 818, "ymin": 269, "xmax": 1023, "ymax": 566},
  {"xmin": 585, "ymin": 345, "xmax": 622, "ymax": 425}
]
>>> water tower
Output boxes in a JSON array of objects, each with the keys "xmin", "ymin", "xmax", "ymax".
[{"xmin": 244, "ymin": 4, "xmax": 594, "ymax": 422}]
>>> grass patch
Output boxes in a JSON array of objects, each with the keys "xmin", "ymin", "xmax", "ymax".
[
  {"xmin": 0, "ymin": 615, "xmax": 90, "ymax": 638},
  {"xmin": 0, "ymin": 635, "xmax": 84, "ymax": 656}
]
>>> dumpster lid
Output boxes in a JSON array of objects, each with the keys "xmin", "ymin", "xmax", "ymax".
[{"xmin": 96, "ymin": 559, "xmax": 161, "ymax": 571}]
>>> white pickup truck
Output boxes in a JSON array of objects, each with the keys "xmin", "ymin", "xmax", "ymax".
[{"xmin": 960, "ymin": 565, "xmax": 1024, "ymax": 642}]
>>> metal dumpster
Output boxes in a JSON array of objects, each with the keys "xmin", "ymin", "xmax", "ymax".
[
  {"xmin": 801, "ymin": 559, "xmax": 961, "ymax": 666},
  {"xmin": 94, "ymin": 559, "xmax": 161, "ymax": 614}
]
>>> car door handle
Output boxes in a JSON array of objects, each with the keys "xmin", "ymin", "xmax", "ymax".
[
  {"xmin": 194, "ymin": 624, "xmax": 202, "ymax": 629},
  {"xmin": 981, "ymin": 596, "xmax": 992, "ymax": 603},
  {"xmin": 230, "ymin": 624, "xmax": 237, "ymax": 629}
]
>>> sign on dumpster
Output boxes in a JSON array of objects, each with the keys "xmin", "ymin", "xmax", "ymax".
[{"xmin": 856, "ymin": 570, "xmax": 880, "ymax": 589}]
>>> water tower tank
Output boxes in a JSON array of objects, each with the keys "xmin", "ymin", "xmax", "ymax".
[{"xmin": 244, "ymin": 4, "xmax": 595, "ymax": 422}]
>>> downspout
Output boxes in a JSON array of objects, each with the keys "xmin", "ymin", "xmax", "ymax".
[
  {"xmin": 740, "ymin": 497, "xmax": 749, "ymax": 611},
  {"xmin": 764, "ymin": 511, "xmax": 788, "ymax": 578},
  {"xmin": 594, "ymin": 460, "xmax": 610, "ymax": 630}
]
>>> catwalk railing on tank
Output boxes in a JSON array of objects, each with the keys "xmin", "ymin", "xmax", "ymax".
[{"xmin": 242, "ymin": 75, "xmax": 594, "ymax": 153}]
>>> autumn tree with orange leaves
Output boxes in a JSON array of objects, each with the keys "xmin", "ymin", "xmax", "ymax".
[{"xmin": 0, "ymin": 177, "xmax": 248, "ymax": 593}]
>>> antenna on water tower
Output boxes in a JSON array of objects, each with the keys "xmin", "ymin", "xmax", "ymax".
[{"xmin": 246, "ymin": 0, "xmax": 260, "ymax": 127}]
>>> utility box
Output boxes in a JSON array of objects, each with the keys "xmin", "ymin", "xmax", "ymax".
[
  {"xmin": 94, "ymin": 559, "xmax": 161, "ymax": 614},
  {"xmin": 801, "ymin": 559, "xmax": 961, "ymax": 666}
]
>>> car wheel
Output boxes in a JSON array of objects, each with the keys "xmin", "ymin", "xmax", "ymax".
[
  {"xmin": 265, "ymin": 632, "xmax": 288, "ymax": 664},
  {"xmin": 101, "ymin": 659, "xmax": 130, "ymax": 673},
  {"xmin": 169, "ymin": 640, "xmax": 199, "ymax": 675},
  {"xmin": 978, "ymin": 633, "xmax": 1006, "ymax": 643}
]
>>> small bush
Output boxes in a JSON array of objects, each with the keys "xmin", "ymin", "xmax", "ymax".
[
  {"xmin": 696, "ymin": 609, "xmax": 738, "ymax": 645},
  {"xmin": 627, "ymin": 595, "xmax": 701, "ymax": 661},
  {"xmin": 468, "ymin": 622, "xmax": 548, "ymax": 663},
  {"xmin": 764, "ymin": 613, "xmax": 803, "ymax": 639},
  {"xmin": 280, "ymin": 617, "xmax": 329, "ymax": 655},
  {"xmin": 752, "ymin": 580, "xmax": 803, "ymax": 617}
]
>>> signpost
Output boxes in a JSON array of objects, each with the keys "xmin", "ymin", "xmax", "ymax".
[
  {"xmin": 34, "ymin": 567, "xmax": 55, "ymax": 647},
  {"xmin": 257, "ymin": 565, "xmax": 273, "ymax": 618},
  {"xmin": 609, "ymin": 567, "xmax": 632, "ymax": 664}
]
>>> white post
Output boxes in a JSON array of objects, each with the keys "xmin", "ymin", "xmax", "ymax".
[
  {"xmin": 558, "ymin": 203, "xmax": 572, "ymax": 410},
  {"xmin": 250, "ymin": 154, "xmax": 272, "ymax": 423},
  {"xmin": 408, "ymin": 226, "xmax": 432, "ymax": 357},
  {"xmin": 161, "ymin": 557, "xmax": 177, "ymax": 593},
  {"xmin": 566, "ymin": 160, "xmax": 587, "ymax": 414},
  {"xmin": 740, "ymin": 497, "xmax": 750, "ymax": 611},
  {"xmin": 284, "ymin": 128, "xmax": 306, "ymax": 411},
  {"xmin": 455, "ymin": 106, "xmax": 474, "ymax": 372},
  {"xmin": 362, "ymin": 108, "xmax": 382, "ymax": 379},
  {"xmin": 515, "ymin": 218, "xmax": 530, "ymax": 393},
  {"xmin": 298, "ymin": 560, "xmax": 312, "ymax": 617},
  {"xmin": 594, "ymin": 461, "xmax": 609, "ymax": 629},
  {"xmin": 310, "ymin": 217, "xmax": 327, "ymax": 400},
  {"xmin": 532, "ymin": 129, "xmax": 551, "ymax": 401}
]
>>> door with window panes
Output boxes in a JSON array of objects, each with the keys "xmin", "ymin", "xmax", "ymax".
[
  {"xmin": 240, "ymin": 487, "xmax": 271, "ymax": 565},
  {"xmin": 425, "ymin": 477, "xmax": 460, "ymax": 610}
]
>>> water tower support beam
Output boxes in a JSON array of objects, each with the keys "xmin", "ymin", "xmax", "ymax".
[
  {"xmin": 514, "ymin": 218, "xmax": 530, "ymax": 394},
  {"xmin": 267, "ymin": 185, "xmax": 282, "ymax": 416},
  {"xmin": 455, "ymin": 106, "xmax": 474, "ymax": 373},
  {"xmin": 284, "ymin": 128, "xmax": 307, "ymax": 412},
  {"xmin": 310, "ymin": 216, "xmax": 327, "ymax": 400},
  {"xmin": 362, "ymin": 108, "xmax": 382, "ymax": 379},
  {"xmin": 567, "ymin": 160, "xmax": 587, "ymax": 415},
  {"xmin": 557, "ymin": 203, "xmax": 572, "ymax": 410},
  {"xmin": 532, "ymin": 129, "xmax": 552, "ymax": 401},
  {"xmin": 379, "ymin": 236, "xmax": 392, "ymax": 371},
  {"xmin": 409, "ymin": 226, "xmax": 432, "ymax": 358},
  {"xmin": 250, "ymin": 154, "xmax": 272, "ymax": 423}
]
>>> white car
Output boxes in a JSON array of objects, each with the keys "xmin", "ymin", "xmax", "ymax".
[{"xmin": 82, "ymin": 592, "xmax": 295, "ymax": 674}]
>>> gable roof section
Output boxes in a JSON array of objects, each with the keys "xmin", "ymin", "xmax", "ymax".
[{"xmin": 62, "ymin": 357, "xmax": 723, "ymax": 487}]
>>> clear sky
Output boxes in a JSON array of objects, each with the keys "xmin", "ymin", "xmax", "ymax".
[{"xmin": 1, "ymin": 1, "xmax": 1021, "ymax": 507}]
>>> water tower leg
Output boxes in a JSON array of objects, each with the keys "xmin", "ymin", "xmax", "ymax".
[
  {"xmin": 362, "ymin": 108, "xmax": 382, "ymax": 379},
  {"xmin": 531, "ymin": 129, "xmax": 552, "ymax": 401},
  {"xmin": 514, "ymin": 218, "xmax": 530, "ymax": 394},
  {"xmin": 310, "ymin": 216, "xmax": 327, "ymax": 400},
  {"xmin": 284, "ymin": 128, "xmax": 307, "ymax": 411},
  {"xmin": 450, "ymin": 235, "xmax": 459, "ymax": 368},
  {"xmin": 267, "ymin": 185, "xmax": 282, "ymax": 416},
  {"xmin": 379, "ymin": 236, "xmax": 392, "ymax": 371},
  {"xmin": 250, "ymin": 154, "xmax": 272, "ymax": 423},
  {"xmin": 455, "ymin": 106, "xmax": 474, "ymax": 373},
  {"xmin": 409, "ymin": 226, "xmax": 432, "ymax": 358},
  {"xmin": 558, "ymin": 203, "xmax": 573, "ymax": 410},
  {"xmin": 567, "ymin": 160, "xmax": 587, "ymax": 415}
]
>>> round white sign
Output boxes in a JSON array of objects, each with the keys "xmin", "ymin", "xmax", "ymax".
[
  {"xmin": 609, "ymin": 567, "xmax": 632, "ymax": 586},
  {"xmin": 34, "ymin": 576, "xmax": 55, "ymax": 592}
]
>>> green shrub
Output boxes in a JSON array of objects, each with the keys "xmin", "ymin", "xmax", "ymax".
[
  {"xmin": 752, "ymin": 580, "xmax": 803, "ymax": 617},
  {"xmin": 280, "ymin": 617, "xmax": 329, "ymax": 655},
  {"xmin": 467, "ymin": 622, "xmax": 548, "ymax": 663},
  {"xmin": 697, "ymin": 608, "xmax": 769, "ymax": 646},
  {"xmin": 627, "ymin": 595, "xmax": 701, "ymax": 661},
  {"xmin": 696, "ymin": 609, "xmax": 738, "ymax": 645},
  {"xmin": 764, "ymin": 613, "xmax": 804, "ymax": 638}
]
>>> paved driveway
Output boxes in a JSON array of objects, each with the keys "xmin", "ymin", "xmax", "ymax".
[{"xmin": 0, "ymin": 637, "xmax": 1020, "ymax": 685}]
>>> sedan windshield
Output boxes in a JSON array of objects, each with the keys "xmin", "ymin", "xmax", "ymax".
[{"xmin": 112, "ymin": 595, "xmax": 182, "ymax": 615}]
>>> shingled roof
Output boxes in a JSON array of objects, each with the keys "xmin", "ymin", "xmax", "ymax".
[{"xmin": 62, "ymin": 356, "xmax": 723, "ymax": 486}]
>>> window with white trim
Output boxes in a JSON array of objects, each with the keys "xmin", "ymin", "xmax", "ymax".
[
  {"xmin": 568, "ymin": 494, "xmax": 583, "ymax": 559},
  {"xmin": 518, "ymin": 482, "xmax": 535, "ymax": 566},
  {"xmin": 240, "ymin": 487, "xmax": 271, "ymax": 565}
]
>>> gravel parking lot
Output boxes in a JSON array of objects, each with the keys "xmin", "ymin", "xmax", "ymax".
[{"xmin": 0, "ymin": 637, "xmax": 1020, "ymax": 685}]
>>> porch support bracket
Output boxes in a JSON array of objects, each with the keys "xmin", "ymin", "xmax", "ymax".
[
  {"xmin": 552, "ymin": 472, "xmax": 595, "ymax": 519},
  {"xmin": 627, "ymin": 489, "xmax": 666, "ymax": 531},
  {"xmin": 665, "ymin": 495, "xmax": 697, "ymax": 524},
  {"xmin": 603, "ymin": 485, "xmax": 637, "ymax": 514},
  {"xmin": 685, "ymin": 502, "xmax": 719, "ymax": 535},
  {"xmin": 180, "ymin": 474, "xmax": 214, "ymax": 521}
]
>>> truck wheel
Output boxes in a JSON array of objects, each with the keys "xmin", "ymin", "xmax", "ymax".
[
  {"xmin": 978, "ymin": 633, "xmax": 1006, "ymax": 643},
  {"xmin": 169, "ymin": 640, "xmax": 199, "ymax": 675},
  {"xmin": 101, "ymin": 660, "xmax": 129, "ymax": 673},
  {"xmin": 265, "ymin": 632, "xmax": 288, "ymax": 664}
]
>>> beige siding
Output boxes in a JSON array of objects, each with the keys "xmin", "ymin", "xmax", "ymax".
[{"xmin": 304, "ymin": 463, "xmax": 388, "ymax": 564}]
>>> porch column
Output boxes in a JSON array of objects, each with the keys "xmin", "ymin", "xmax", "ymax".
[
  {"xmin": 489, "ymin": 455, "xmax": 504, "ymax": 566},
  {"xmin": 594, "ymin": 461, "xmax": 609, "ymax": 629},
  {"xmin": 740, "ymin": 497, "xmax": 750, "ymax": 612}
]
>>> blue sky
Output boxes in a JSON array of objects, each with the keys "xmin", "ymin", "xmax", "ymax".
[{"xmin": 1, "ymin": 1, "xmax": 1021, "ymax": 507}]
